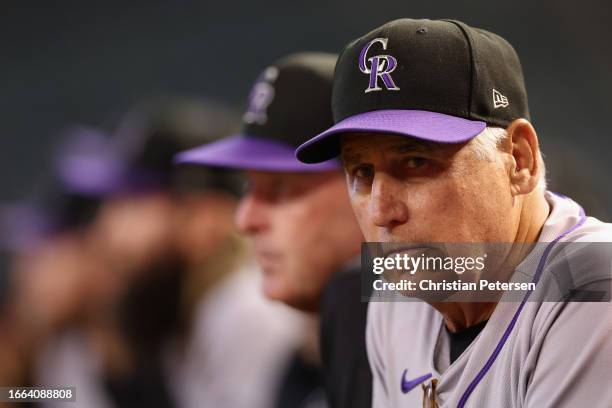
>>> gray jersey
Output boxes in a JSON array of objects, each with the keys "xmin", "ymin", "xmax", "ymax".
[{"xmin": 367, "ymin": 192, "xmax": 612, "ymax": 407}]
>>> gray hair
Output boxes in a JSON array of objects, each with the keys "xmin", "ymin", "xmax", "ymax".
[{"xmin": 469, "ymin": 126, "xmax": 547, "ymax": 191}]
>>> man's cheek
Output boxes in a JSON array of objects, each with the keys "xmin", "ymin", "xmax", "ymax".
[
  {"xmin": 357, "ymin": 219, "xmax": 378, "ymax": 242},
  {"xmin": 285, "ymin": 250, "xmax": 309, "ymax": 292},
  {"xmin": 349, "ymin": 200, "xmax": 370, "ymax": 232}
]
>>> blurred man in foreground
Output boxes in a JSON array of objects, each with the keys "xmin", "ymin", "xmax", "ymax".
[{"xmin": 176, "ymin": 53, "xmax": 372, "ymax": 408}]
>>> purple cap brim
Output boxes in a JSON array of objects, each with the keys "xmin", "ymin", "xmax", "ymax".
[
  {"xmin": 175, "ymin": 134, "xmax": 339, "ymax": 172},
  {"xmin": 295, "ymin": 109, "xmax": 487, "ymax": 163}
]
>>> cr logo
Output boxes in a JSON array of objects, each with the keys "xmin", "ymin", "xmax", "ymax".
[
  {"xmin": 243, "ymin": 66, "xmax": 279, "ymax": 125},
  {"xmin": 358, "ymin": 38, "xmax": 400, "ymax": 93}
]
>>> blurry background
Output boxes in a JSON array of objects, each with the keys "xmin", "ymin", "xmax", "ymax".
[{"xmin": 1, "ymin": 0, "xmax": 611, "ymax": 216}]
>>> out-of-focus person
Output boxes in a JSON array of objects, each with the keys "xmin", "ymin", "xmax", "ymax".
[
  {"xmin": 0, "ymin": 100, "xmax": 304, "ymax": 408},
  {"xmin": 0, "ymin": 127, "xmax": 111, "ymax": 391},
  {"xmin": 176, "ymin": 54, "xmax": 372, "ymax": 408}
]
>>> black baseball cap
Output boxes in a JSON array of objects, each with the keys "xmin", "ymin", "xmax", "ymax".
[
  {"xmin": 175, "ymin": 52, "xmax": 339, "ymax": 172},
  {"xmin": 111, "ymin": 98, "xmax": 244, "ymax": 195},
  {"xmin": 295, "ymin": 18, "xmax": 530, "ymax": 163}
]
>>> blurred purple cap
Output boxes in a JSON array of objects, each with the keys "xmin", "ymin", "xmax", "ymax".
[{"xmin": 175, "ymin": 134, "xmax": 339, "ymax": 172}]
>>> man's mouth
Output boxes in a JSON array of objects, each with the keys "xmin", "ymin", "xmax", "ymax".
[
  {"xmin": 255, "ymin": 250, "xmax": 283, "ymax": 273},
  {"xmin": 382, "ymin": 244, "xmax": 435, "ymax": 259}
]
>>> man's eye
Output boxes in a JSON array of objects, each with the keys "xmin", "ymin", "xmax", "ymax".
[
  {"xmin": 404, "ymin": 157, "xmax": 427, "ymax": 169},
  {"xmin": 241, "ymin": 179, "xmax": 253, "ymax": 195},
  {"xmin": 354, "ymin": 165, "xmax": 374, "ymax": 180}
]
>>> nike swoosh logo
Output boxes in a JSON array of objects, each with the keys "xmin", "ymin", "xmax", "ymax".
[{"xmin": 401, "ymin": 369, "xmax": 432, "ymax": 394}]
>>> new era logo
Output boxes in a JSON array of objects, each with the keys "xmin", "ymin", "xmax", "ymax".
[{"xmin": 492, "ymin": 89, "xmax": 509, "ymax": 108}]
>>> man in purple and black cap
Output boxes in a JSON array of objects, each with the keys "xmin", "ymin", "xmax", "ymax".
[
  {"xmin": 176, "ymin": 52, "xmax": 373, "ymax": 408},
  {"xmin": 296, "ymin": 18, "xmax": 612, "ymax": 407}
]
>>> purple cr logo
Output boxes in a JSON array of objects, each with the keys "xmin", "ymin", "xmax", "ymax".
[
  {"xmin": 358, "ymin": 38, "xmax": 400, "ymax": 93},
  {"xmin": 243, "ymin": 66, "xmax": 279, "ymax": 125}
]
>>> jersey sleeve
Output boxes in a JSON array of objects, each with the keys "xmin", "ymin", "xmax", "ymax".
[{"xmin": 524, "ymin": 300, "xmax": 612, "ymax": 407}]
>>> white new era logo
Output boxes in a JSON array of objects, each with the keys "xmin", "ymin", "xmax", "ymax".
[{"xmin": 492, "ymin": 89, "xmax": 509, "ymax": 108}]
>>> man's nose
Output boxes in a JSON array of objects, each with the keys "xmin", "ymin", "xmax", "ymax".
[
  {"xmin": 369, "ymin": 172, "xmax": 409, "ymax": 230},
  {"xmin": 235, "ymin": 193, "xmax": 268, "ymax": 235}
]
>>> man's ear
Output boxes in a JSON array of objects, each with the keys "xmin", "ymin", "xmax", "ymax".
[{"xmin": 506, "ymin": 119, "xmax": 542, "ymax": 196}]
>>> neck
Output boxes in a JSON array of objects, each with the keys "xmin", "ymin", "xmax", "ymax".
[
  {"xmin": 434, "ymin": 191, "xmax": 551, "ymax": 333},
  {"xmin": 432, "ymin": 302, "xmax": 497, "ymax": 333},
  {"xmin": 513, "ymin": 191, "xmax": 551, "ymax": 243}
]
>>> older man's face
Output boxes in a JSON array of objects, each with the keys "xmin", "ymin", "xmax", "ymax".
[
  {"xmin": 235, "ymin": 171, "xmax": 362, "ymax": 311},
  {"xmin": 341, "ymin": 133, "xmax": 516, "ymax": 245}
]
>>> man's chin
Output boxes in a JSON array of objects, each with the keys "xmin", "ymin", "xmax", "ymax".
[
  {"xmin": 261, "ymin": 280, "xmax": 317, "ymax": 312},
  {"xmin": 261, "ymin": 278, "xmax": 282, "ymax": 300}
]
